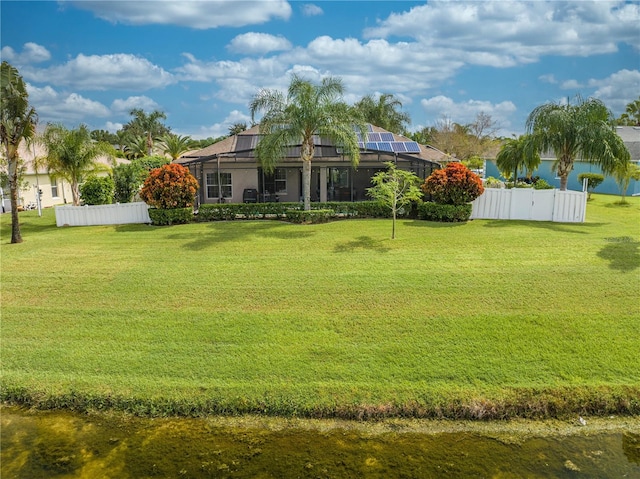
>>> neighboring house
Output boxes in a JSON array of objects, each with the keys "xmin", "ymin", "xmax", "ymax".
[
  {"xmin": 177, "ymin": 124, "xmax": 446, "ymax": 205},
  {"xmin": 1, "ymin": 143, "xmax": 124, "ymax": 210},
  {"xmin": 485, "ymin": 126, "xmax": 640, "ymax": 195}
]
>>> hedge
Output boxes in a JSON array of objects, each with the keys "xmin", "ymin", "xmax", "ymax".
[
  {"xmin": 148, "ymin": 207, "xmax": 194, "ymax": 226},
  {"xmin": 417, "ymin": 202, "xmax": 472, "ymax": 222},
  {"xmin": 195, "ymin": 201, "xmax": 399, "ymax": 222},
  {"xmin": 285, "ymin": 209, "xmax": 335, "ymax": 224}
]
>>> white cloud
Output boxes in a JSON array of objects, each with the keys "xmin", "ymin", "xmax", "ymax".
[
  {"xmin": 23, "ymin": 53, "xmax": 175, "ymax": 91},
  {"xmin": 111, "ymin": 96, "xmax": 162, "ymax": 113},
  {"xmin": 227, "ymin": 33, "xmax": 292, "ymax": 55},
  {"xmin": 539, "ymin": 74, "xmax": 557, "ymax": 84},
  {"xmin": 301, "ymin": 4, "xmax": 323, "ymax": 17},
  {"xmin": 68, "ymin": 0, "xmax": 292, "ymax": 29},
  {"xmin": 26, "ymin": 84, "xmax": 111, "ymax": 123},
  {"xmin": 105, "ymin": 121, "xmax": 123, "ymax": 132},
  {"xmin": 194, "ymin": 110, "xmax": 252, "ymax": 139},
  {"xmin": 1, "ymin": 42, "xmax": 51, "ymax": 64},
  {"xmin": 420, "ymin": 95, "xmax": 517, "ymax": 132},
  {"xmin": 589, "ymin": 69, "xmax": 640, "ymax": 115},
  {"xmin": 364, "ymin": 1, "xmax": 640, "ymax": 67},
  {"xmin": 560, "ymin": 79, "xmax": 584, "ymax": 90}
]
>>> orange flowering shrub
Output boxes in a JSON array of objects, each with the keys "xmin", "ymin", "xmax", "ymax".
[
  {"xmin": 422, "ymin": 162, "xmax": 484, "ymax": 205},
  {"xmin": 140, "ymin": 163, "xmax": 199, "ymax": 209}
]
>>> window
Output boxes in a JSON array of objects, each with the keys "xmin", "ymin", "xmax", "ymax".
[
  {"xmin": 50, "ymin": 177, "xmax": 59, "ymax": 198},
  {"xmin": 263, "ymin": 168, "xmax": 287, "ymax": 194},
  {"xmin": 206, "ymin": 172, "xmax": 232, "ymax": 199}
]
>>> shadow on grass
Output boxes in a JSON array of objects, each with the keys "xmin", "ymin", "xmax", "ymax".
[
  {"xmin": 168, "ymin": 220, "xmax": 316, "ymax": 251},
  {"xmin": 598, "ymin": 236, "xmax": 640, "ymax": 272},
  {"xmin": 334, "ymin": 235, "xmax": 391, "ymax": 253},
  {"xmin": 480, "ymin": 219, "xmax": 607, "ymax": 234},
  {"xmin": 403, "ymin": 220, "xmax": 468, "ymax": 229}
]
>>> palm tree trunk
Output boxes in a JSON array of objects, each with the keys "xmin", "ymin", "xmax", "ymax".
[
  {"xmin": 71, "ymin": 181, "xmax": 80, "ymax": 206},
  {"xmin": 557, "ymin": 157, "xmax": 572, "ymax": 191},
  {"xmin": 302, "ymin": 159, "xmax": 311, "ymax": 211},
  {"xmin": 9, "ymin": 165, "xmax": 22, "ymax": 243}
]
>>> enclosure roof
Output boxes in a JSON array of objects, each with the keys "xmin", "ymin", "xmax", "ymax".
[{"xmin": 177, "ymin": 124, "xmax": 447, "ymax": 166}]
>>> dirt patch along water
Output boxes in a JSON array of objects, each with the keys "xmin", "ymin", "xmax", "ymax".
[{"xmin": 1, "ymin": 407, "xmax": 639, "ymax": 478}]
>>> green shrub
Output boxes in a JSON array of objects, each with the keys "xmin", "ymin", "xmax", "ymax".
[
  {"xmin": 417, "ymin": 202, "xmax": 472, "ymax": 222},
  {"xmin": 484, "ymin": 177, "xmax": 504, "ymax": 189},
  {"xmin": 80, "ymin": 175, "xmax": 115, "ymax": 205},
  {"xmin": 113, "ymin": 163, "xmax": 146, "ymax": 203},
  {"xmin": 533, "ymin": 178, "xmax": 554, "ymax": 190},
  {"xmin": 285, "ymin": 209, "xmax": 335, "ymax": 224},
  {"xmin": 578, "ymin": 173, "xmax": 605, "ymax": 199},
  {"xmin": 148, "ymin": 207, "xmax": 193, "ymax": 225}
]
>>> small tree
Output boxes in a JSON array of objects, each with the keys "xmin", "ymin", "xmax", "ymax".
[
  {"xmin": 367, "ymin": 162, "xmax": 422, "ymax": 239},
  {"xmin": 577, "ymin": 172, "xmax": 604, "ymax": 200},
  {"xmin": 80, "ymin": 175, "xmax": 115, "ymax": 205},
  {"xmin": 422, "ymin": 162, "xmax": 484, "ymax": 205},
  {"xmin": 612, "ymin": 162, "xmax": 640, "ymax": 204},
  {"xmin": 140, "ymin": 163, "xmax": 198, "ymax": 209}
]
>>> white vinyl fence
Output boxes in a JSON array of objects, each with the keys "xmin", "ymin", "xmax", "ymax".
[
  {"xmin": 471, "ymin": 188, "xmax": 587, "ymax": 223},
  {"xmin": 55, "ymin": 202, "xmax": 151, "ymax": 227}
]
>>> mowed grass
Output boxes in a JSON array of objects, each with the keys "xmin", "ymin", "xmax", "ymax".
[{"xmin": 1, "ymin": 195, "xmax": 639, "ymax": 418}]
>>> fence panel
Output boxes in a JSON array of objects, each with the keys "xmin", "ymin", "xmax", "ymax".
[
  {"xmin": 471, "ymin": 188, "xmax": 586, "ymax": 223},
  {"xmin": 55, "ymin": 202, "xmax": 151, "ymax": 227}
]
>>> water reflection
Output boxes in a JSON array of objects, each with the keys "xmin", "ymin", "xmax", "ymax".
[{"xmin": 2, "ymin": 407, "xmax": 639, "ymax": 478}]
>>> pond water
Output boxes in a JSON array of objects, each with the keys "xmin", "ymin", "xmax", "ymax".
[{"xmin": 1, "ymin": 407, "xmax": 639, "ymax": 478}]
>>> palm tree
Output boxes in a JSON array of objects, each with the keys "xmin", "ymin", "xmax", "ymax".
[
  {"xmin": 41, "ymin": 123, "xmax": 114, "ymax": 206},
  {"xmin": 355, "ymin": 93, "xmax": 410, "ymax": 134},
  {"xmin": 526, "ymin": 96, "xmax": 630, "ymax": 191},
  {"xmin": 125, "ymin": 135, "xmax": 150, "ymax": 159},
  {"xmin": 495, "ymin": 135, "xmax": 540, "ymax": 184},
  {"xmin": 228, "ymin": 122, "xmax": 247, "ymax": 136},
  {"xmin": 122, "ymin": 108, "xmax": 169, "ymax": 156},
  {"xmin": 1, "ymin": 61, "xmax": 38, "ymax": 243},
  {"xmin": 616, "ymin": 97, "xmax": 640, "ymax": 126},
  {"xmin": 249, "ymin": 75, "xmax": 367, "ymax": 211},
  {"xmin": 158, "ymin": 133, "xmax": 194, "ymax": 161}
]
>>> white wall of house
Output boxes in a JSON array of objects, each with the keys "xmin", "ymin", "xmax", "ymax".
[{"xmin": 14, "ymin": 173, "xmax": 73, "ymax": 208}]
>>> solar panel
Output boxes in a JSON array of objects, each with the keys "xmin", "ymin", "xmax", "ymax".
[
  {"xmin": 376, "ymin": 142, "xmax": 393, "ymax": 152},
  {"xmin": 380, "ymin": 133, "xmax": 394, "ymax": 141},
  {"xmin": 368, "ymin": 132, "xmax": 382, "ymax": 142},
  {"xmin": 357, "ymin": 141, "xmax": 365, "ymax": 149},
  {"xmin": 367, "ymin": 124, "xmax": 374, "ymax": 132},
  {"xmin": 405, "ymin": 142, "xmax": 421, "ymax": 153},
  {"xmin": 366, "ymin": 142, "xmax": 377, "ymax": 150},
  {"xmin": 391, "ymin": 142, "xmax": 407, "ymax": 152}
]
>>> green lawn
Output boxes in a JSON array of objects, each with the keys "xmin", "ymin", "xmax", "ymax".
[{"xmin": 1, "ymin": 195, "xmax": 639, "ymax": 418}]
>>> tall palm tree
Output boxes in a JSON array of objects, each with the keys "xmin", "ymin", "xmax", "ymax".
[
  {"xmin": 495, "ymin": 135, "xmax": 540, "ymax": 183},
  {"xmin": 250, "ymin": 75, "xmax": 367, "ymax": 211},
  {"xmin": 122, "ymin": 108, "xmax": 169, "ymax": 156},
  {"xmin": 158, "ymin": 133, "xmax": 194, "ymax": 161},
  {"xmin": 526, "ymin": 96, "xmax": 630, "ymax": 191},
  {"xmin": 41, "ymin": 123, "xmax": 113, "ymax": 206},
  {"xmin": 355, "ymin": 93, "xmax": 410, "ymax": 134},
  {"xmin": 1, "ymin": 61, "xmax": 38, "ymax": 243}
]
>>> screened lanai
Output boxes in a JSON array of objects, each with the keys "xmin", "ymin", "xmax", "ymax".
[{"xmin": 176, "ymin": 124, "xmax": 447, "ymax": 206}]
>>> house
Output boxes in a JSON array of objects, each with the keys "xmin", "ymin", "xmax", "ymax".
[
  {"xmin": 1, "ymin": 142, "xmax": 124, "ymax": 211},
  {"xmin": 485, "ymin": 126, "xmax": 640, "ymax": 195},
  {"xmin": 176, "ymin": 124, "xmax": 446, "ymax": 205}
]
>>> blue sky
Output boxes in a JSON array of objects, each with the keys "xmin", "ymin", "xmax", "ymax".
[{"xmin": 1, "ymin": 1, "xmax": 638, "ymax": 139}]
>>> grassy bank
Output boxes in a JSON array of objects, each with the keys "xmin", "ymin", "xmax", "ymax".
[{"xmin": 1, "ymin": 195, "xmax": 639, "ymax": 419}]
